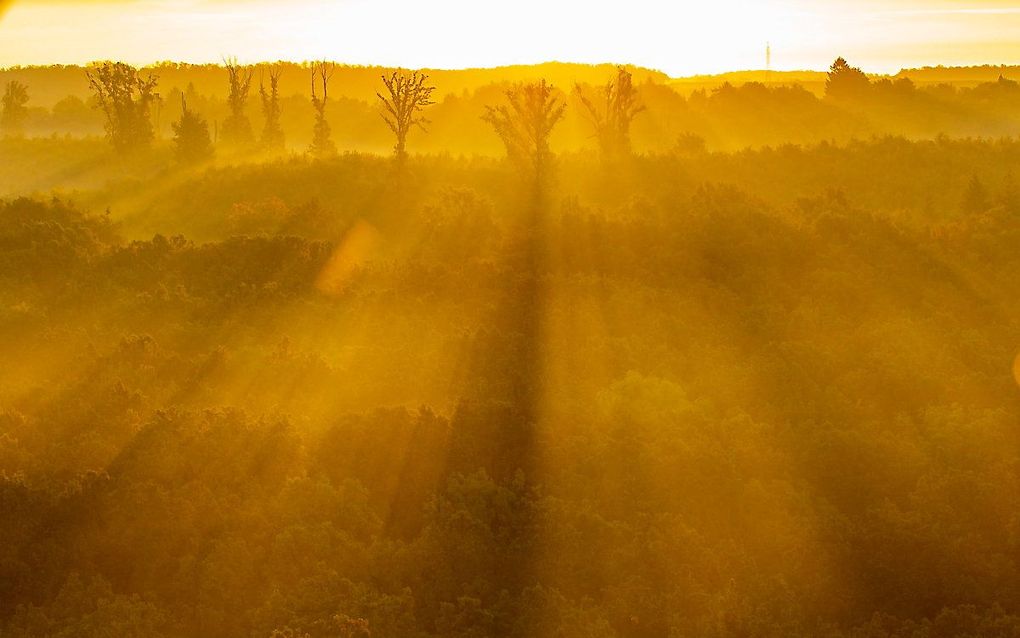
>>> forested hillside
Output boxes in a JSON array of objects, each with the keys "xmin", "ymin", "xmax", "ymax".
[{"xmin": 0, "ymin": 59, "xmax": 1019, "ymax": 637}]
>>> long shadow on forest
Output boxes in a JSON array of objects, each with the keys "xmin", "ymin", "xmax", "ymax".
[{"xmin": 427, "ymin": 184, "xmax": 550, "ymax": 612}]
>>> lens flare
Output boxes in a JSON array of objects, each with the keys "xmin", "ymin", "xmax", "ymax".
[{"xmin": 315, "ymin": 220, "xmax": 379, "ymax": 295}]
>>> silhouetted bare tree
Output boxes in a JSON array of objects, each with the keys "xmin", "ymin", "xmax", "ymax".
[
  {"xmin": 309, "ymin": 61, "xmax": 337, "ymax": 158},
  {"xmin": 222, "ymin": 57, "xmax": 254, "ymax": 147},
  {"xmin": 482, "ymin": 80, "xmax": 565, "ymax": 187},
  {"xmin": 86, "ymin": 62, "xmax": 158, "ymax": 153},
  {"xmin": 376, "ymin": 70, "xmax": 436, "ymax": 161},
  {"xmin": 259, "ymin": 65, "xmax": 285, "ymax": 151},
  {"xmin": 1, "ymin": 80, "xmax": 29, "ymax": 136},
  {"xmin": 575, "ymin": 66, "xmax": 644, "ymax": 160}
]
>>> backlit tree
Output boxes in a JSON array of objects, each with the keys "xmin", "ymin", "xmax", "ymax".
[
  {"xmin": 482, "ymin": 80, "xmax": 565, "ymax": 187},
  {"xmin": 222, "ymin": 57, "xmax": 254, "ymax": 147},
  {"xmin": 172, "ymin": 95, "xmax": 213, "ymax": 164},
  {"xmin": 86, "ymin": 62, "xmax": 158, "ymax": 153},
  {"xmin": 376, "ymin": 70, "xmax": 436, "ymax": 162},
  {"xmin": 259, "ymin": 65, "xmax": 285, "ymax": 151},
  {"xmin": 0, "ymin": 80, "xmax": 29, "ymax": 136},
  {"xmin": 825, "ymin": 57, "xmax": 870, "ymax": 100},
  {"xmin": 309, "ymin": 61, "xmax": 337, "ymax": 158},
  {"xmin": 575, "ymin": 66, "xmax": 644, "ymax": 160}
]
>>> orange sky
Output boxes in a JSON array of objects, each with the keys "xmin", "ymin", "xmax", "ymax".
[{"xmin": 1, "ymin": 0, "xmax": 1020, "ymax": 75}]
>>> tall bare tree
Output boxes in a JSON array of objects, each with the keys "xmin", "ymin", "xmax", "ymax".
[
  {"xmin": 222, "ymin": 57, "xmax": 254, "ymax": 147},
  {"xmin": 87, "ymin": 62, "xmax": 159, "ymax": 154},
  {"xmin": 575, "ymin": 66, "xmax": 644, "ymax": 160},
  {"xmin": 482, "ymin": 79, "xmax": 565, "ymax": 186},
  {"xmin": 1, "ymin": 80, "xmax": 29, "ymax": 136},
  {"xmin": 309, "ymin": 61, "xmax": 337, "ymax": 158},
  {"xmin": 376, "ymin": 70, "xmax": 436, "ymax": 161},
  {"xmin": 259, "ymin": 65, "xmax": 285, "ymax": 151}
]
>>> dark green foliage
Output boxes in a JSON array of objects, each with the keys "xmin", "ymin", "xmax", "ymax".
[{"xmin": 826, "ymin": 57, "xmax": 871, "ymax": 100}]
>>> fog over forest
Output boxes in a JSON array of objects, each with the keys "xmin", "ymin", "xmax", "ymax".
[{"xmin": 0, "ymin": 55, "xmax": 1018, "ymax": 638}]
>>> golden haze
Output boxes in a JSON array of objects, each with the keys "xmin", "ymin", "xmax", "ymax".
[{"xmin": 0, "ymin": 6, "xmax": 1019, "ymax": 638}]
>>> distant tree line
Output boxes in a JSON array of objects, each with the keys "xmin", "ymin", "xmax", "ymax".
[
  {"xmin": 2, "ymin": 55, "xmax": 988, "ymax": 176},
  {"xmin": 70, "ymin": 59, "xmax": 651, "ymax": 180}
]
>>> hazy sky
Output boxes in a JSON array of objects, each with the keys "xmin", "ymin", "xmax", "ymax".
[{"xmin": 1, "ymin": 0, "xmax": 1020, "ymax": 75}]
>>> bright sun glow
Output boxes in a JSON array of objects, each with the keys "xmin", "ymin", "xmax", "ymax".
[{"xmin": 3, "ymin": 0, "xmax": 1020, "ymax": 74}]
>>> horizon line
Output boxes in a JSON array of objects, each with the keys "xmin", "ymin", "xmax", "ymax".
[{"xmin": 5, "ymin": 58, "xmax": 1020, "ymax": 80}]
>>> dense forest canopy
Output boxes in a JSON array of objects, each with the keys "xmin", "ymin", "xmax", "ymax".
[{"xmin": 0, "ymin": 57, "xmax": 1019, "ymax": 638}]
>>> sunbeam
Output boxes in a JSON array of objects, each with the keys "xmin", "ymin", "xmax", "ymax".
[{"xmin": 2, "ymin": 5, "xmax": 1020, "ymax": 637}]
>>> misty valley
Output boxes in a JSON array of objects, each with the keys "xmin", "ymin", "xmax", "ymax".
[{"xmin": 0, "ymin": 58, "xmax": 1018, "ymax": 638}]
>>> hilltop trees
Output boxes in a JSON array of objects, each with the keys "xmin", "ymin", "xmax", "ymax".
[
  {"xmin": 1, "ymin": 80, "xmax": 29, "ymax": 136},
  {"xmin": 575, "ymin": 66, "xmax": 645, "ymax": 161},
  {"xmin": 826, "ymin": 57, "xmax": 871, "ymax": 100},
  {"xmin": 483, "ymin": 80, "xmax": 566, "ymax": 187},
  {"xmin": 309, "ymin": 61, "xmax": 337, "ymax": 158},
  {"xmin": 259, "ymin": 65, "xmax": 285, "ymax": 151},
  {"xmin": 376, "ymin": 70, "xmax": 436, "ymax": 162},
  {"xmin": 222, "ymin": 58, "xmax": 255, "ymax": 147},
  {"xmin": 86, "ymin": 62, "xmax": 159, "ymax": 153},
  {"xmin": 172, "ymin": 95, "xmax": 212, "ymax": 164}
]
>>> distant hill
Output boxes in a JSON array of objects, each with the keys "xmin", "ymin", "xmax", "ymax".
[
  {"xmin": 671, "ymin": 70, "xmax": 828, "ymax": 85},
  {"xmin": 666, "ymin": 64, "xmax": 1020, "ymax": 96},
  {"xmin": 895, "ymin": 64, "xmax": 1020, "ymax": 86},
  {"xmin": 667, "ymin": 70, "xmax": 829, "ymax": 96},
  {"xmin": 7, "ymin": 61, "xmax": 1020, "ymax": 109}
]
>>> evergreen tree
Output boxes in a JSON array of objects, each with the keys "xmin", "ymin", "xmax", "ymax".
[
  {"xmin": 825, "ymin": 57, "xmax": 870, "ymax": 100},
  {"xmin": 172, "ymin": 95, "xmax": 213, "ymax": 164}
]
